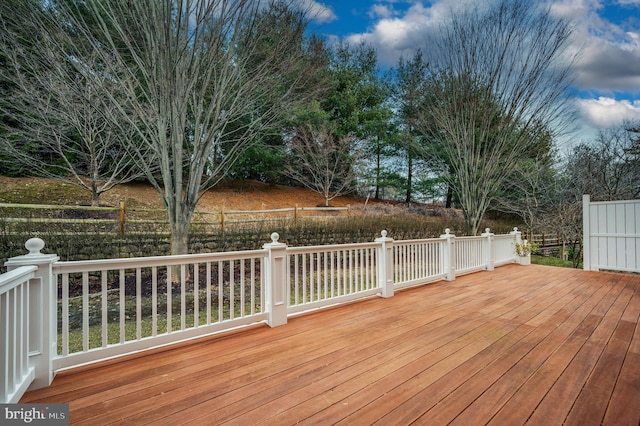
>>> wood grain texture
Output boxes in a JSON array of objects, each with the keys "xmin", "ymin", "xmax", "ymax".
[{"xmin": 21, "ymin": 264, "xmax": 640, "ymax": 425}]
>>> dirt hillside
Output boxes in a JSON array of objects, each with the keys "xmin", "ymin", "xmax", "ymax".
[{"xmin": 0, "ymin": 176, "xmax": 378, "ymax": 211}]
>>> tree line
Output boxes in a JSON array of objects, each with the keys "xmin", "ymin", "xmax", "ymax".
[{"xmin": 0, "ymin": 0, "xmax": 638, "ymax": 258}]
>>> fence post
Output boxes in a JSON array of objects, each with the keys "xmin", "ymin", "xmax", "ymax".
[
  {"xmin": 582, "ymin": 194, "xmax": 591, "ymax": 271},
  {"xmin": 4, "ymin": 238, "xmax": 59, "ymax": 391},
  {"xmin": 263, "ymin": 233, "xmax": 288, "ymax": 327},
  {"xmin": 119, "ymin": 201, "xmax": 125, "ymax": 236},
  {"xmin": 375, "ymin": 230, "xmax": 394, "ymax": 298},
  {"xmin": 220, "ymin": 206, "xmax": 225, "ymax": 235},
  {"xmin": 482, "ymin": 228, "xmax": 495, "ymax": 271},
  {"xmin": 440, "ymin": 228, "xmax": 456, "ymax": 281}
]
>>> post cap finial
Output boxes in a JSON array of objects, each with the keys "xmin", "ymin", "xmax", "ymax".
[
  {"xmin": 270, "ymin": 232, "xmax": 279, "ymax": 243},
  {"xmin": 444, "ymin": 228, "xmax": 450, "ymax": 235},
  {"xmin": 25, "ymin": 238, "xmax": 45, "ymax": 255},
  {"xmin": 381, "ymin": 230, "xmax": 387, "ymax": 238}
]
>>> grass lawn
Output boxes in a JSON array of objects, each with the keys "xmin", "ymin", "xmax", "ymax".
[{"xmin": 531, "ymin": 254, "xmax": 581, "ymax": 269}]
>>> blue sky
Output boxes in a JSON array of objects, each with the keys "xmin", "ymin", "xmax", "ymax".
[{"xmin": 300, "ymin": 0, "xmax": 640, "ymax": 149}]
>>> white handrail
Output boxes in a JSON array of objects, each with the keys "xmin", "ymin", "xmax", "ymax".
[{"xmin": 1, "ymin": 265, "xmax": 37, "ymax": 403}]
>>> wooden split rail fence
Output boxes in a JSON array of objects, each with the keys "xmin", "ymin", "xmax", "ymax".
[{"xmin": 0, "ymin": 202, "xmax": 352, "ymax": 235}]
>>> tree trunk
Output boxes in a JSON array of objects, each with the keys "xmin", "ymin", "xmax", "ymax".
[
  {"xmin": 374, "ymin": 149, "xmax": 381, "ymax": 199},
  {"xmin": 170, "ymin": 222, "xmax": 189, "ymax": 256},
  {"xmin": 90, "ymin": 176, "xmax": 100, "ymax": 206},
  {"xmin": 169, "ymin": 219, "xmax": 190, "ymax": 282},
  {"xmin": 91, "ymin": 191, "xmax": 100, "ymax": 207},
  {"xmin": 466, "ymin": 214, "xmax": 481, "ymax": 236},
  {"xmin": 405, "ymin": 155, "xmax": 413, "ymax": 204},
  {"xmin": 445, "ymin": 184, "xmax": 453, "ymax": 209}
]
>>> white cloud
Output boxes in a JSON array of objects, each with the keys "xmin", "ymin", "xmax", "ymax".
[
  {"xmin": 369, "ymin": 4, "xmax": 395, "ymax": 19},
  {"xmin": 323, "ymin": 0, "xmax": 640, "ymax": 145},
  {"xmin": 547, "ymin": 0, "xmax": 601, "ymax": 20},
  {"xmin": 578, "ymin": 96, "xmax": 640, "ymax": 128},
  {"xmin": 345, "ymin": 2, "xmax": 453, "ymax": 65},
  {"xmin": 332, "ymin": 0, "xmax": 640, "ymax": 94},
  {"xmin": 298, "ymin": 0, "xmax": 336, "ymax": 24},
  {"xmin": 560, "ymin": 96, "xmax": 640, "ymax": 148},
  {"xmin": 573, "ymin": 24, "xmax": 640, "ymax": 92},
  {"xmin": 547, "ymin": 0, "xmax": 640, "ymax": 94},
  {"xmin": 576, "ymin": 42, "xmax": 640, "ymax": 92}
]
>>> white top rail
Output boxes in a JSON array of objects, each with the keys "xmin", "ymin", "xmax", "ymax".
[
  {"xmin": 0, "ymin": 265, "xmax": 37, "ymax": 294},
  {"xmin": 1, "ymin": 265, "xmax": 37, "ymax": 403},
  {"xmin": 53, "ymin": 248, "xmax": 267, "ymax": 273},
  {"xmin": 286, "ymin": 241, "xmax": 379, "ymax": 255}
]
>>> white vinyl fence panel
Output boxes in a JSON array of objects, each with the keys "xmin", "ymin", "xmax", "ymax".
[{"xmin": 583, "ymin": 195, "xmax": 640, "ymax": 273}]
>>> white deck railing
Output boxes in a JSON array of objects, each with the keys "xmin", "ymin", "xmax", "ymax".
[
  {"xmin": 1, "ymin": 227, "xmax": 527, "ymax": 401},
  {"xmin": 455, "ymin": 235, "xmax": 487, "ymax": 274},
  {"xmin": 0, "ymin": 265, "xmax": 37, "ymax": 403},
  {"xmin": 393, "ymin": 238, "xmax": 446, "ymax": 288},
  {"xmin": 287, "ymin": 242, "xmax": 380, "ymax": 315},
  {"xmin": 52, "ymin": 249, "xmax": 268, "ymax": 370}
]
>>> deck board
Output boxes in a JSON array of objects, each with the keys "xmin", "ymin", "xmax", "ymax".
[{"xmin": 21, "ymin": 264, "xmax": 640, "ymax": 425}]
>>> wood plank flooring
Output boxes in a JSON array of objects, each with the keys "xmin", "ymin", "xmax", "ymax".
[{"xmin": 21, "ymin": 264, "xmax": 640, "ymax": 425}]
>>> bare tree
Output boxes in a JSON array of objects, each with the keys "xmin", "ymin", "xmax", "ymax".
[
  {"xmin": 539, "ymin": 195, "xmax": 584, "ymax": 268},
  {"xmin": 535, "ymin": 123, "xmax": 640, "ymax": 268},
  {"xmin": 284, "ymin": 122, "xmax": 359, "ymax": 207},
  {"xmin": 6, "ymin": 0, "xmax": 317, "ymax": 254},
  {"xmin": 416, "ymin": 0, "xmax": 576, "ymax": 235},
  {"xmin": 494, "ymin": 154, "xmax": 556, "ymax": 233},
  {"xmin": 0, "ymin": 36, "xmax": 145, "ymax": 205},
  {"xmin": 491, "ymin": 126, "xmax": 556, "ymax": 234},
  {"xmin": 569, "ymin": 125, "xmax": 640, "ymax": 201}
]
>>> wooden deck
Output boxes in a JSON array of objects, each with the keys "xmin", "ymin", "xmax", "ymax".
[{"xmin": 21, "ymin": 264, "xmax": 640, "ymax": 425}]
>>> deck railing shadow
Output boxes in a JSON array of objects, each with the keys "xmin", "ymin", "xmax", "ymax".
[{"xmin": 1, "ymin": 227, "xmax": 529, "ymax": 403}]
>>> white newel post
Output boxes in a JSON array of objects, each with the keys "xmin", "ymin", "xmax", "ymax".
[
  {"xmin": 263, "ymin": 233, "xmax": 288, "ymax": 327},
  {"xmin": 440, "ymin": 229, "xmax": 456, "ymax": 281},
  {"xmin": 511, "ymin": 227, "xmax": 530, "ymax": 265},
  {"xmin": 482, "ymin": 228, "xmax": 495, "ymax": 271},
  {"xmin": 4, "ymin": 238, "xmax": 59, "ymax": 390},
  {"xmin": 375, "ymin": 230, "xmax": 394, "ymax": 298}
]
